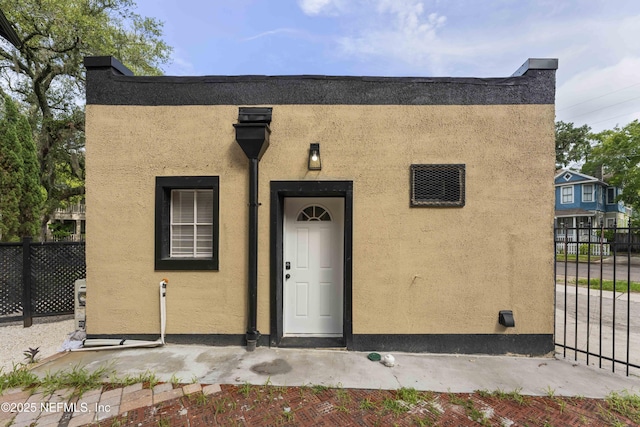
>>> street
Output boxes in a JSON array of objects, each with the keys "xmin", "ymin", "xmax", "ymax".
[{"xmin": 555, "ymin": 260, "xmax": 640, "ymax": 282}]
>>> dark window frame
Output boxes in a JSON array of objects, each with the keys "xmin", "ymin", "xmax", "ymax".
[
  {"xmin": 155, "ymin": 176, "xmax": 219, "ymax": 270},
  {"xmin": 410, "ymin": 164, "xmax": 465, "ymax": 207}
]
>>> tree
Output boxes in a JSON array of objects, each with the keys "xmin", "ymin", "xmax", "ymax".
[
  {"xmin": 0, "ymin": 95, "xmax": 23, "ymax": 240},
  {"xmin": 0, "ymin": 0, "xmax": 171, "ymax": 235},
  {"xmin": 0, "ymin": 94, "xmax": 43, "ymax": 241},
  {"xmin": 16, "ymin": 101, "xmax": 45, "ymax": 237},
  {"xmin": 588, "ymin": 120, "xmax": 640, "ymax": 212},
  {"xmin": 555, "ymin": 121, "xmax": 593, "ymax": 169}
]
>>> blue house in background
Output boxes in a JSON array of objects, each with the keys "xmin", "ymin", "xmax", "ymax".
[{"xmin": 554, "ymin": 169, "xmax": 632, "ymax": 240}]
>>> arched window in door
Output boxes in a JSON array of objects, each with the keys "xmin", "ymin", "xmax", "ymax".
[{"xmin": 296, "ymin": 205, "xmax": 332, "ymax": 221}]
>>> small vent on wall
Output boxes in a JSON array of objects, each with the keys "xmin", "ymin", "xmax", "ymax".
[{"xmin": 410, "ymin": 164, "xmax": 465, "ymax": 207}]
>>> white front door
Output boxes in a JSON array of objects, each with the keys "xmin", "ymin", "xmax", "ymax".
[{"xmin": 284, "ymin": 197, "xmax": 344, "ymax": 336}]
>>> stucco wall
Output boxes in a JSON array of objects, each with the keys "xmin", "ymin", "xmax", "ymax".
[{"xmin": 85, "ymin": 103, "xmax": 555, "ymax": 337}]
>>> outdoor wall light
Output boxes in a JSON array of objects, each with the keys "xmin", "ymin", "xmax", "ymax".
[{"xmin": 308, "ymin": 143, "xmax": 321, "ymax": 170}]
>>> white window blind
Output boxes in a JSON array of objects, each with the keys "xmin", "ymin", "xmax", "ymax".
[{"xmin": 170, "ymin": 189, "xmax": 214, "ymax": 258}]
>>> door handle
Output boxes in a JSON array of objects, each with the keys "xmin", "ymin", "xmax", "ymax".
[{"xmin": 285, "ymin": 274, "xmax": 290, "ymax": 280}]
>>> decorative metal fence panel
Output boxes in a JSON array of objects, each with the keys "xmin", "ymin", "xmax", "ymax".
[
  {"xmin": 31, "ymin": 243, "xmax": 86, "ymax": 315},
  {"xmin": 555, "ymin": 223, "xmax": 640, "ymax": 376},
  {"xmin": 0, "ymin": 239, "xmax": 85, "ymax": 325},
  {"xmin": 0, "ymin": 244, "xmax": 23, "ymax": 321}
]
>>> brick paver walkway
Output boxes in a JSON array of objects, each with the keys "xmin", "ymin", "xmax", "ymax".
[
  {"xmin": 0, "ymin": 382, "xmax": 222, "ymax": 426},
  {"xmin": 2, "ymin": 382, "xmax": 638, "ymax": 426}
]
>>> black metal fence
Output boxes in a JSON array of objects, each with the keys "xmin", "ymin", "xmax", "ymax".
[
  {"xmin": 0, "ymin": 237, "xmax": 85, "ymax": 326},
  {"xmin": 554, "ymin": 222, "xmax": 639, "ymax": 376}
]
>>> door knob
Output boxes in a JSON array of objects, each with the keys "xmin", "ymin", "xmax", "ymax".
[{"xmin": 285, "ymin": 274, "xmax": 290, "ymax": 280}]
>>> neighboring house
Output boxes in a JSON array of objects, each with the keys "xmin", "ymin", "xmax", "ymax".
[
  {"xmin": 83, "ymin": 56, "xmax": 557, "ymax": 355},
  {"xmin": 46, "ymin": 203, "xmax": 86, "ymax": 241},
  {"xmin": 554, "ymin": 169, "xmax": 632, "ymax": 239}
]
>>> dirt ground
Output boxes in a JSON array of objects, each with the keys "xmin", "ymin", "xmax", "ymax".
[{"xmin": 97, "ymin": 383, "xmax": 638, "ymax": 426}]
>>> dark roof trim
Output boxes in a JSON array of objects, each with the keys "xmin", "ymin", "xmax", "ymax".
[
  {"xmin": 511, "ymin": 58, "xmax": 558, "ymax": 77},
  {"xmin": 0, "ymin": 8, "xmax": 21, "ymax": 48},
  {"xmin": 84, "ymin": 56, "xmax": 558, "ymax": 106},
  {"xmin": 83, "ymin": 56, "xmax": 133, "ymax": 76}
]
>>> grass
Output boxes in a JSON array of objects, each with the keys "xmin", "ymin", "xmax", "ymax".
[
  {"xmin": 335, "ymin": 383, "xmax": 351, "ymax": 403},
  {"xmin": 359, "ymin": 397, "xmax": 378, "ymax": 410},
  {"xmin": 169, "ymin": 373, "xmax": 181, "ymax": 387},
  {"xmin": 40, "ymin": 364, "xmax": 109, "ymax": 396},
  {"xmin": 576, "ymin": 277, "xmax": 640, "ymax": 293},
  {"xmin": 396, "ymin": 387, "xmax": 421, "ymax": 405},
  {"xmin": 368, "ymin": 387, "xmax": 442, "ymax": 422},
  {"xmin": 282, "ymin": 407, "xmax": 295, "ymax": 422},
  {"xmin": 110, "ymin": 370, "xmax": 159, "ymax": 389},
  {"xmin": 382, "ymin": 397, "xmax": 408, "ymax": 416},
  {"xmin": 0, "ymin": 364, "xmax": 40, "ymax": 394},
  {"xmin": 311, "ymin": 384, "xmax": 329, "ymax": 394},
  {"xmin": 556, "ymin": 254, "xmax": 592, "ymax": 262},
  {"xmin": 0, "ymin": 363, "xmax": 162, "ymax": 398},
  {"xmin": 544, "ymin": 386, "xmax": 556, "ymax": 398},
  {"xmin": 475, "ymin": 389, "xmax": 490, "ymax": 398},
  {"xmin": 605, "ymin": 390, "xmax": 640, "ymax": 424},
  {"xmin": 189, "ymin": 391, "xmax": 209, "ymax": 406},
  {"xmin": 413, "ymin": 415, "xmax": 436, "ymax": 427},
  {"xmin": 559, "ymin": 276, "xmax": 640, "ymax": 293},
  {"xmin": 447, "ymin": 393, "xmax": 489, "ymax": 425},
  {"xmin": 239, "ymin": 381, "xmax": 253, "ymax": 398},
  {"xmin": 212, "ymin": 396, "xmax": 236, "ymax": 416},
  {"xmin": 490, "ymin": 388, "xmax": 528, "ymax": 405}
]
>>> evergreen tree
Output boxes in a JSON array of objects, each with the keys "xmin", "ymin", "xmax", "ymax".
[
  {"xmin": 0, "ymin": 95, "xmax": 44, "ymax": 241},
  {"xmin": 16, "ymin": 112, "xmax": 44, "ymax": 238},
  {"xmin": 0, "ymin": 96, "xmax": 25, "ymax": 241}
]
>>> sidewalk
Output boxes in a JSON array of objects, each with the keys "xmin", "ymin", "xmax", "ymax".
[{"xmin": 27, "ymin": 345, "xmax": 640, "ymax": 398}]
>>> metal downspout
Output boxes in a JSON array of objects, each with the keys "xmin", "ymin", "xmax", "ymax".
[
  {"xmin": 246, "ymin": 158, "xmax": 260, "ymax": 351},
  {"xmin": 233, "ymin": 108, "xmax": 271, "ymax": 352}
]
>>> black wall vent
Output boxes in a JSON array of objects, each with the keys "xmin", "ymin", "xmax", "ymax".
[
  {"xmin": 238, "ymin": 107, "xmax": 272, "ymax": 124},
  {"xmin": 410, "ymin": 164, "xmax": 465, "ymax": 207}
]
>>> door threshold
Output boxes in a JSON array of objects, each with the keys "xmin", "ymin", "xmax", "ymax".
[{"xmin": 278, "ymin": 336, "xmax": 345, "ymax": 348}]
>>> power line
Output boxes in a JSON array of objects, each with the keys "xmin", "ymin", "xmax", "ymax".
[
  {"xmin": 558, "ymin": 82, "xmax": 640, "ymax": 112},
  {"xmin": 590, "ymin": 111, "xmax": 640, "ymax": 126},
  {"xmin": 563, "ymin": 94, "xmax": 640, "ymax": 120}
]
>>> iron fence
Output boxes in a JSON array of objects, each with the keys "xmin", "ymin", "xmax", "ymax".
[
  {"xmin": 555, "ymin": 222, "xmax": 640, "ymax": 376},
  {"xmin": 0, "ymin": 237, "xmax": 85, "ymax": 326}
]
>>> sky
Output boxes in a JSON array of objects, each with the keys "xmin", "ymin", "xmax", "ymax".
[{"xmin": 133, "ymin": 0, "xmax": 640, "ymax": 133}]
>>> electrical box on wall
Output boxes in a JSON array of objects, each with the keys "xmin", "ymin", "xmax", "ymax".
[{"xmin": 75, "ymin": 279, "xmax": 86, "ymax": 331}]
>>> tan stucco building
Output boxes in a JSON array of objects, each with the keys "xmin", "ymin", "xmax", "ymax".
[{"xmin": 84, "ymin": 56, "xmax": 557, "ymax": 354}]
